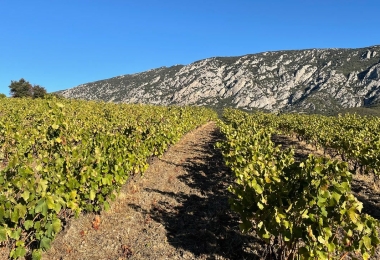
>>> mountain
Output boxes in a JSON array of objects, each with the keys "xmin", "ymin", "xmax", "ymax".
[{"xmin": 59, "ymin": 45, "xmax": 380, "ymax": 113}]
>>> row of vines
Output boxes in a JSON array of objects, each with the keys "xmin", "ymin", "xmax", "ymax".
[
  {"xmin": 217, "ymin": 109, "xmax": 380, "ymax": 259},
  {"xmin": 276, "ymin": 113, "xmax": 380, "ymax": 175},
  {"xmin": 0, "ymin": 98, "xmax": 217, "ymax": 259}
]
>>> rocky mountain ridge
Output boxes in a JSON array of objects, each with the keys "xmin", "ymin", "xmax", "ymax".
[{"xmin": 60, "ymin": 45, "xmax": 380, "ymax": 113}]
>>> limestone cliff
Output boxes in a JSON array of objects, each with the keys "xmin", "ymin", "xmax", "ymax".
[{"xmin": 60, "ymin": 45, "xmax": 380, "ymax": 113}]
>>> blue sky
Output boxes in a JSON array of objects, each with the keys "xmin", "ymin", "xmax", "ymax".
[{"xmin": 1, "ymin": 0, "xmax": 379, "ymax": 95}]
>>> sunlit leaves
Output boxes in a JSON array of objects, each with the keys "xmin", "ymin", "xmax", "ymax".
[
  {"xmin": 39, "ymin": 237, "xmax": 51, "ymax": 250},
  {"xmin": 217, "ymin": 108, "xmax": 380, "ymax": 259},
  {"xmin": 0, "ymin": 98, "xmax": 217, "ymax": 258},
  {"xmin": 0, "ymin": 226, "xmax": 7, "ymax": 241}
]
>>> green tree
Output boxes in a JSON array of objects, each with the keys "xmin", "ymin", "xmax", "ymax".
[
  {"xmin": 8, "ymin": 79, "xmax": 48, "ymax": 98},
  {"xmin": 0, "ymin": 93, "xmax": 6, "ymax": 98},
  {"xmin": 32, "ymin": 85, "xmax": 47, "ymax": 98},
  {"xmin": 9, "ymin": 78, "xmax": 32, "ymax": 98}
]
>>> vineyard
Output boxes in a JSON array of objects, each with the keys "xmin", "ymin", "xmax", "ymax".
[
  {"xmin": 217, "ymin": 109, "xmax": 380, "ymax": 259},
  {"xmin": 0, "ymin": 98, "xmax": 217, "ymax": 259},
  {"xmin": 1, "ymin": 99, "xmax": 380, "ymax": 259}
]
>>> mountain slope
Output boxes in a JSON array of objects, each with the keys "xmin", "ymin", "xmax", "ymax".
[{"xmin": 60, "ymin": 45, "xmax": 380, "ymax": 113}]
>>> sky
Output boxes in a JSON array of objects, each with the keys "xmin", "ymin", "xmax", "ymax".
[{"xmin": 1, "ymin": 0, "xmax": 380, "ymax": 95}]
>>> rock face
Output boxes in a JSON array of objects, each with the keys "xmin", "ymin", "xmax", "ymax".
[{"xmin": 59, "ymin": 45, "xmax": 380, "ymax": 113}]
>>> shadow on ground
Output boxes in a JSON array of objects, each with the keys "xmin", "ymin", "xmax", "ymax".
[
  {"xmin": 351, "ymin": 179, "xmax": 380, "ymax": 220},
  {"xmin": 271, "ymin": 134, "xmax": 316, "ymax": 162},
  {"xmin": 128, "ymin": 128, "xmax": 265, "ymax": 259}
]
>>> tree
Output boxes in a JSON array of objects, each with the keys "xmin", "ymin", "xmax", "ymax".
[
  {"xmin": 0, "ymin": 93, "xmax": 6, "ymax": 98},
  {"xmin": 32, "ymin": 85, "xmax": 47, "ymax": 98},
  {"xmin": 9, "ymin": 78, "xmax": 32, "ymax": 98},
  {"xmin": 8, "ymin": 79, "xmax": 47, "ymax": 98}
]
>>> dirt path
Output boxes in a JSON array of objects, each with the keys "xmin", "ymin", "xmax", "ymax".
[{"xmin": 41, "ymin": 122, "xmax": 262, "ymax": 260}]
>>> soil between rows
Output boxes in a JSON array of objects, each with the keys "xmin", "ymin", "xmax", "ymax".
[{"xmin": 40, "ymin": 122, "xmax": 262, "ymax": 260}]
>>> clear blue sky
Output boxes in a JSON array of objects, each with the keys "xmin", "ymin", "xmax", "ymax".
[{"xmin": 1, "ymin": 0, "xmax": 380, "ymax": 95}]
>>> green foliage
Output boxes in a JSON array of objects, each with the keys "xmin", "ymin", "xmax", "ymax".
[
  {"xmin": 0, "ymin": 98, "xmax": 217, "ymax": 258},
  {"xmin": 276, "ymin": 112, "xmax": 380, "ymax": 175},
  {"xmin": 9, "ymin": 78, "xmax": 33, "ymax": 98},
  {"xmin": 0, "ymin": 93, "xmax": 6, "ymax": 98},
  {"xmin": 8, "ymin": 79, "xmax": 47, "ymax": 99},
  {"xmin": 31, "ymin": 85, "xmax": 47, "ymax": 99},
  {"xmin": 217, "ymin": 109, "xmax": 380, "ymax": 259},
  {"xmin": 44, "ymin": 93, "xmax": 65, "ymax": 100}
]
